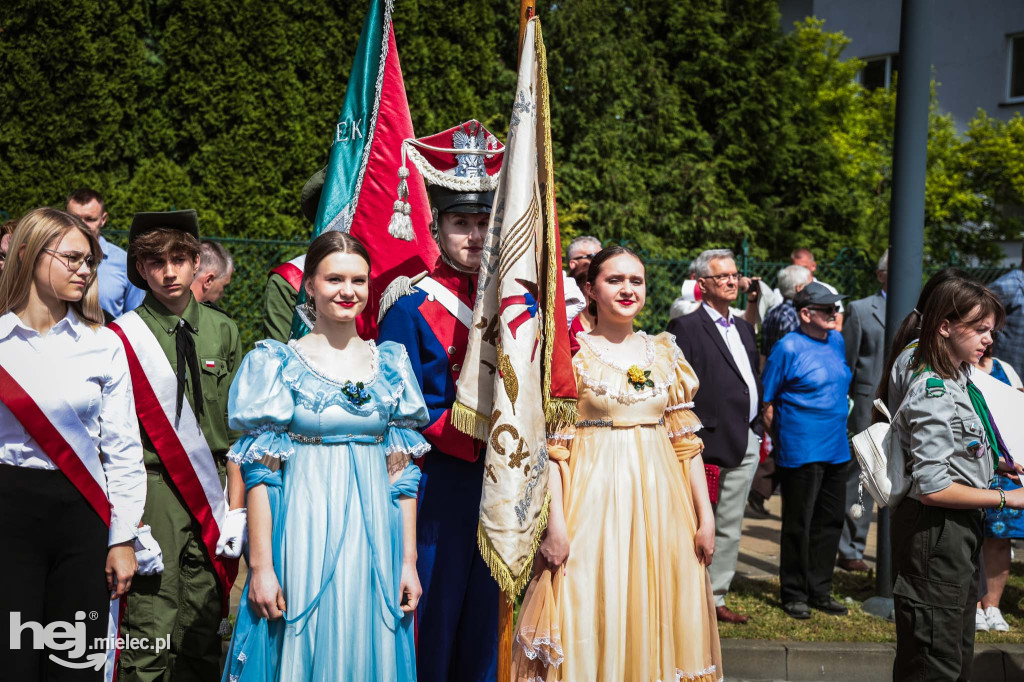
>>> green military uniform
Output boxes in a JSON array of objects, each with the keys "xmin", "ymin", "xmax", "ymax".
[
  {"xmin": 888, "ymin": 346, "xmax": 992, "ymax": 682},
  {"xmin": 118, "ymin": 293, "xmax": 242, "ymax": 682},
  {"xmin": 262, "ymin": 272, "xmax": 297, "ymax": 343},
  {"xmin": 260, "ymin": 164, "xmax": 325, "ymax": 344}
]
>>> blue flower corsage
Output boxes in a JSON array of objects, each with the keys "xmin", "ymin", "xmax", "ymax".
[{"xmin": 342, "ymin": 381, "xmax": 371, "ymax": 406}]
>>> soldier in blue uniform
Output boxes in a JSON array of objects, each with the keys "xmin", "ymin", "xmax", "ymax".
[{"xmin": 378, "ymin": 120, "xmax": 503, "ymax": 682}]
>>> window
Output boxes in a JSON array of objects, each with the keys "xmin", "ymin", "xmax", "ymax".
[
  {"xmin": 1008, "ymin": 34, "xmax": 1024, "ymax": 102},
  {"xmin": 858, "ymin": 54, "xmax": 898, "ymax": 91}
]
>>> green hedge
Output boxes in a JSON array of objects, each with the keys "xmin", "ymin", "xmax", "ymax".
[{"xmin": 2, "ymin": 1, "xmax": 1021, "ymax": 266}]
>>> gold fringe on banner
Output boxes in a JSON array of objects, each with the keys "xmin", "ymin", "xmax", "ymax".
[
  {"xmin": 451, "ymin": 401, "xmax": 493, "ymax": 441},
  {"xmin": 535, "ymin": 18, "xmax": 577, "ymax": 431},
  {"xmin": 477, "ymin": 491, "xmax": 551, "ymax": 599},
  {"xmin": 545, "ymin": 398, "xmax": 577, "ymax": 432}
]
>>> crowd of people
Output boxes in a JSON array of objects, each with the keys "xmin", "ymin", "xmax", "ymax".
[{"xmin": 2, "ymin": 142, "xmax": 1024, "ymax": 682}]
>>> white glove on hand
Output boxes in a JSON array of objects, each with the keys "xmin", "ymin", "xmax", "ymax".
[
  {"xmin": 134, "ymin": 525, "xmax": 164, "ymax": 575},
  {"xmin": 217, "ymin": 508, "xmax": 247, "ymax": 559}
]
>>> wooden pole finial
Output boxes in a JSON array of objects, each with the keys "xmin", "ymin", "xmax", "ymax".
[{"xmin": 518, "ymin": 0, "xmax": 536, "ymax": 64}]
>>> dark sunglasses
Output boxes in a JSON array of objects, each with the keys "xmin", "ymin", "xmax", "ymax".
[{"xmin": 806, "ymin": 304, "xmax": 840, "ymax": 315}]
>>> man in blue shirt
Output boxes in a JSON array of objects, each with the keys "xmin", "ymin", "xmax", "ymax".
[
  {"xmin": 748, "ymin": 263, "xmax": 812, "ymax": 518},
  {"xmin": 66, "ymin": 188, "xmax": 145, "ymax": 319},
  {"xmin": 762, "ymin": 282, "xmax": 852, "ymax": 620}
]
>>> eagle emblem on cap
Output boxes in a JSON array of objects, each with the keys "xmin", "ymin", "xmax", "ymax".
[{"xmin": 453, "ymin": 121, "xmax": 489, "ymax": 178}]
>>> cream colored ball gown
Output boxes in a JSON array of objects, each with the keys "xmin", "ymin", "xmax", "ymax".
[{"xmin": 512, "ymin": 331, "xmax": 723, "ymax": 682}]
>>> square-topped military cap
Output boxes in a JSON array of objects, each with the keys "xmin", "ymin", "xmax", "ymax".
[{"xmin": 127, "ymin": 209, "xmax": 200, "ymax": 290}]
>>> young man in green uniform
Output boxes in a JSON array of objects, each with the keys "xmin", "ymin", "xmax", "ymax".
[
  {"xmin": 110, "ymin": 210, "xmax": 245, "ymax": 682},
  {"xmin": 262, "ymin": 167, "xmax": 324, "ymax": 342}
]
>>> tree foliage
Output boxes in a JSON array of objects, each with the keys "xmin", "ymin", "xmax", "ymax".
[{"xmin": 1, "ymin": 0, "xmax": 1022, "ymax": 264}]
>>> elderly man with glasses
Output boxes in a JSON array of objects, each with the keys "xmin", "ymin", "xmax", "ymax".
[
  {"xmin": 762, "ymin": 282, "xmax": 853, "ymax": 620},
  {"xmin": 563, "ymin": 235, "xmax": 602, "ymax": 326},
  {"xmin": 667, "ymin": 248, "xmax": 764, "ymax": 624}
]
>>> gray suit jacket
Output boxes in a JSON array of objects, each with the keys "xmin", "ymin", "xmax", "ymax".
[{"xmin": 842, "ymin": 291, "xmax": 886, "ymax": 433}]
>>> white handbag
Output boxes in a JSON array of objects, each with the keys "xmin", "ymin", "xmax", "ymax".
[{"xmin": 851, "ymin": 398, "xmax": 911, "ymax": 509}]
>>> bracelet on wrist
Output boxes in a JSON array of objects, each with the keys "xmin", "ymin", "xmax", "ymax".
[{"xmin": 998, "ymin": 488, "xmax": 1006, "ymax": 512}]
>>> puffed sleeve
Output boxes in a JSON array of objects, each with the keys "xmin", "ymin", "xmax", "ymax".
[
  {"xmin": 661, "ymin": 335, "xmax": 705, "ymax": 463},
  {"xmin": 380, "ymin": 343, "xmax": 431, "ymax": 475},
  {"xmin": 227, "ymin": 341, "xmax": 295, "ymax": 476}
]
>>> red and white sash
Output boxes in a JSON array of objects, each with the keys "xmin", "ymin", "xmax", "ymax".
[
  {"xmin": 416, "ymin": 276, "xmax": 474, "ymax": 329},
  {"xmin": 108, "ymin": 311, "xmax": 238, "ymax": 613},
  {"xmin": 0, "ymin": 350, "xmax": 111, "ymax": 524},
  {"xmin": 0, "ymin": 347, "xmax": 124, "ymax": 681},
  {"xmin": 270, "ymin": 254, "xmax": 306, "ymax": 292}
]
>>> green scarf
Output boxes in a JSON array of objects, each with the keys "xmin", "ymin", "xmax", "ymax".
[{"xmin": 966, "ymin": 381, "xmax": 1001, "ymax": 471}]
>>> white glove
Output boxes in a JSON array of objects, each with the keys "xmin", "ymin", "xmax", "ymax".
[
  {"xmin": 134, "ymin": 525, "xmax": 164, "ymax": 575},
  {"xmin": 217, "ymin": 508, "xmax": 247, "ymax": 558}
]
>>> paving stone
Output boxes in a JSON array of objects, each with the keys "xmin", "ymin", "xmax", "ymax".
[
  {"xmin": 994, "ymin": 644, "xmax": 1024, "ymax": 682},
  {"xmin": 721, "ymin": 639, "xmax": 787, "ymax": 681},
  {"xmin": 784, "ymin": 641, "xmax": 894, "ymax": 682},
  {"xmin": 974, "ymin": 645, "xmax": 1006, "ymax": 682}
]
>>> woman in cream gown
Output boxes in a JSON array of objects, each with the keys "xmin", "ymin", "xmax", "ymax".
[{"xmin": 512, "ymin": 246, "xmax": 722, "ymax": 682}]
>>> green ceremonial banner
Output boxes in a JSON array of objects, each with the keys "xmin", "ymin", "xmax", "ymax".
[
  {"xmin": 290, "ymin": 0, "xmax": 388, "ymax": 339},
  {"xmin": 312, "ymin": 0, "xmax": 386, "ymax": 236}
]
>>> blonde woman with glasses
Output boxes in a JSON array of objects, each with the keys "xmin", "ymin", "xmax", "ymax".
[{"xmin": 0, "ymin": 208, "xmax": 146, "ymax": 681}]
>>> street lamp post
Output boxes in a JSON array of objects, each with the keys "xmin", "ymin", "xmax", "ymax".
[{"xmin": 861, "ymin": 0, "xmax": 933, "ymax": 621}]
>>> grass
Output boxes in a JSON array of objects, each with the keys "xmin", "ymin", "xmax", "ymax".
[{"xmin": 717, "ymin": 562, "xmax": 1024, "ymax": 644}]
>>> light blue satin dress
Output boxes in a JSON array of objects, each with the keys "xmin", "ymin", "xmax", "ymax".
[{"xmin": 221, "ymin": 339, "xmax": 429, "ymax": 682}]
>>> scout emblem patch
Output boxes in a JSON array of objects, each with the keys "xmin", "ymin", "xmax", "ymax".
[{"xmin": 925, "ymin": 377, "xmax": 945, "ymax": 397}]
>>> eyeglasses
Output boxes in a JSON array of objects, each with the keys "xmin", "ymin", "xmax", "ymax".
[
  {"xmin": 43, "ymin": 248, "xmax": 96, "ymax": 272},
  {"xmin": 570, "ymin": 252, "xmax": 599, "ymax": 262},
  {"xmin": 701, "ymin": 272, "xmax": 740, "ymax": 284},
  {"xmin": 806, "ymin": 304, "xmax": 840, "ymax": 315}
]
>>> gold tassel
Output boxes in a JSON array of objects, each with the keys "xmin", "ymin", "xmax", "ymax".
[
  {"xmin": 544, "ymin": 398, "xmax": 577, "ymax": 432},
  {"xmin": 476, "ymin": 491, "xmax": 550, "ymax": 600},
  {"xmin": 450, "ymin": 401, "xmax": 493, "ymax": 440}
]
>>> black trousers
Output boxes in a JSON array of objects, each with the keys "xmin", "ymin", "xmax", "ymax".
[
  {"xmin": 750, "ymin": 454, "xmax": 776, "ymax": 501},
  {"xmin": 777, "ymin": 460, "xmax": 849, "ymax": 604},
  {"xmin": 0, "ymin": 464, "xmax": 110, "ymax": 681},
  {"xmin": 891, "ymin": 497, "xmax": 983, "ymax": 682}
]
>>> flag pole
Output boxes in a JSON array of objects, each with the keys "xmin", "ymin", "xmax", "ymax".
[
  {"xmin": 497, "ymin": 6, "xmax": 537, "ymax": 682},
  {"xmin": 498, "ymin": 593, "xmax": 515, "ymax": 682},
  {"xmin": 518, "ymin": 0, "xmax": 536, "ymax": 62},
  {"xmin": 498, "ymin": 11, "xmax": 535, "ymax": 682}
]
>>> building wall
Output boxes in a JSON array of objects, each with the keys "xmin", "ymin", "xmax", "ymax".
[{"xmin": 779, "ymin": 0, "xmax": 1024, "ymax": 130}]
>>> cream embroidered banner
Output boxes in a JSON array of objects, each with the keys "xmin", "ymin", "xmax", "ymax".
[{"xmin": 452, "ymin": 17, "xmax": 556, "ymax": 598}]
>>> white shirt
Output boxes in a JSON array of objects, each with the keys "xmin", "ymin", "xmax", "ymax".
[
  {"xmin": 0, "ymin": 310, "xmax": 146, "ymax": 545},
  {"xmin": 702, "ymin": 303, "xmax": 759, "ymax": 423},
  {"xmin": 563, "ymin": 271, "xmax": 586, "ymax": 323}
]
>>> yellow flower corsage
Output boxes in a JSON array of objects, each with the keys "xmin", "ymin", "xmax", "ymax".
[{"xmin": 627, "ymin": 364, "xmax": 654, "ymax": 391}]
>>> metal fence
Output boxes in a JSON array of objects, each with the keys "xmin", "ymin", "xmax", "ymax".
[{"xmin": 106, "ymin": 231, "xmax": 1014, "ymax": 350}]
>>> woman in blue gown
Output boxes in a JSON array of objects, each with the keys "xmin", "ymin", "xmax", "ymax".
[{"xmin": 222, "ymin": 232, "xmax": 429, "ymax": 682}]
